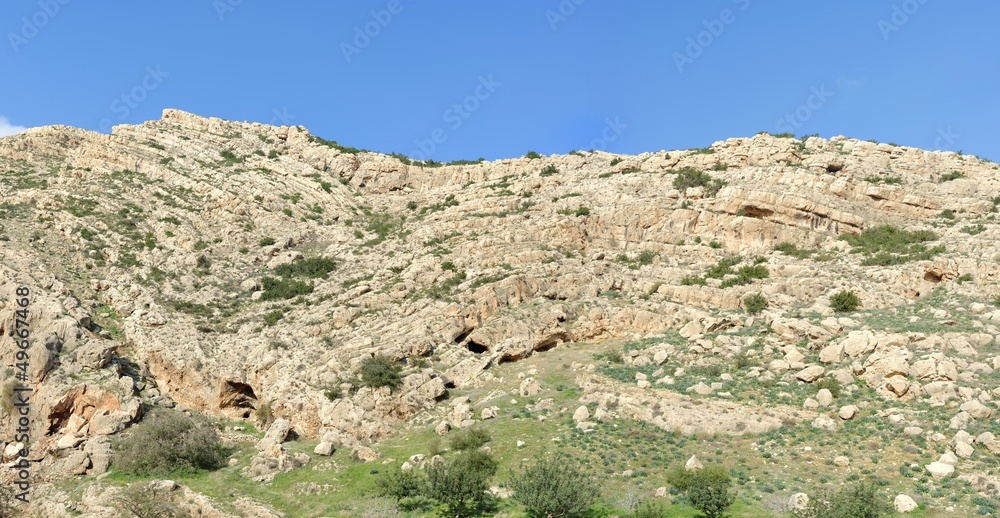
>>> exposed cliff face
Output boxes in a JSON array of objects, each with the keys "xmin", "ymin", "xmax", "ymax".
[{"xmin": 1, "ymin": 110, "xmax": 999, "ymax": 514}]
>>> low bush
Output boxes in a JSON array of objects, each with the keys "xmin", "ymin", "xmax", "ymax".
[
  {"xmin": 802, "ymin": 479, "xmax": 890, "ymax": 518},
  {"xmin": 450, "ymin": 427, "xmax": 491, "ymax": 451},
  {"xmin": 672, "ymin": 167, "xmax": 726, "ymax": 196},
  {"xmin": 507, "ymin": 455, "xmax": 599, "ymax": 518},
  {"xmin": 743, "ymin": 293, "xmax": 768, "ymax": 314},
  {"xmin": 830, "ymin": 290, "xmax": 862, "ymax": 312},
  {"xmin": 112, "ymin": 409, "xmax": 226, "ymax": 476},
  {"xmin": 839, "ymin": 225, "xmax": 943, "ymax": 266},
  {"xmin": 358, "ymin": 355, "xmax": 403, "ymax": 390}
]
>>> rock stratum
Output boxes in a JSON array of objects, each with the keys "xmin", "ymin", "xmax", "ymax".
[{"xmin": 1, "ymin": 109, "xmax": 998, "ymax": 516}]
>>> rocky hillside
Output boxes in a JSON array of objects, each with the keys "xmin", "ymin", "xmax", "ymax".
[{"xmin": 1, "ymin": 110, "xmax": 999, "ymax": 516}]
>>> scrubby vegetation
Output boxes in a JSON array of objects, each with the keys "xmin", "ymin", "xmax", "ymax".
[
  {"xmin": 830, "ymin": 290, "xmax": 862, "ymax": 312},
  {"xmin": 838, "ymin": 225, "xmax": 944, "ymax": 266},
  {"xmin": 358, "ymin": 355, "xmax": 403, "ymax": 390},
  {"xmin": 112, "ymin": 409, "xmax": 226, "ymax": 476},
  {"xmin": 671, "ymin": 167, "xmax": 726, "ymax": 196}
]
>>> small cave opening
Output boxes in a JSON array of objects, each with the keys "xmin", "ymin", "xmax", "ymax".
[
  {"xmin": 453, "ymin": 328, "xmax": 474, "ymax": 344},
  {"xmin": 740, "ymin": 205, "xmax": 774, "ymax": 219},
  {"xmin": 924, "ymin": 271, "xmax": 944, "ymax": 283},
  {"xmin": 826, "ymin": 163, "xmax": 844, "ymax": 173},
  {"xmin": 219, "ymin": 381, "xmax": 258, "ymax": 419},
  {"xmin": 466, "ymin": 340, "xmax": 489, "ymax": 354}
]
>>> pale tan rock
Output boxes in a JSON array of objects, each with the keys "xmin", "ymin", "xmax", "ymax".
[{"xmin": 894, "ymin": 494, "xmax": 918, "ymax": 513}]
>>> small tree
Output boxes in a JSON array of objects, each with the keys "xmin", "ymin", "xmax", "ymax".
[
  {"xmin": 113, "ymin": 483, "xmax": 186, "ymax": 518},
  {"xmin": 449, "ymin": 427, "xmax": 491, "ymax": 451},
  {"xmin": 374, "ymin": 467, "xmax": 425, "ymax": 503},
  {"xmin": 743, "ymin": 293, "xmax": 768, "ymax": 315},
  {"xmin": 686, "ymin": 465, "xmax": 734, "ymax": 518},
  {"xmin": 507, "ymin": 456, "xmax": 599, "ymax": 517},
  {"xmin": 426, "ymin": 449, "xmax": 498, "ymax": 518},
  {"xmin": 802, "ymin": 480, "xmax": 890, "ymax": 518},
  {"xmin": 359, "ymin": 355, "xmax": 403, "ymax": 390},
  {"xmin": 830, "ymin": 290, "xmax": 862, "ymax": 312},
  {"xmin": 112, "ymin": 408, "xmax": 226, "ymax": 476}
]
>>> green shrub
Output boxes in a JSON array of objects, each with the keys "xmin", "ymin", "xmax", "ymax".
[
  {"xmin": 665, "ymin": 466, "xmax": 694, "ymax": 491},
  {"xmin": 258, "ymin": 237, "xmax": 276, "ymax": 246},
  {"xmin": 112, "ymin": 409, "xmax": 226, "ymax": 476},
  {"xmin": 540, "ymin": 165, "xmax": 559, "ymax": 177},
  {"xmin": 507, "ymin": 455, "xmax": 599, "ymax": 518},
  {"xmin": 525, "ymin": 151, "xmax": 542, "ymax": 160},
  {"xmin": 720, "ymin": 265, "xmax": 769, "ymax": 288},
  {"xmin": 273, "ymin": 256, "xmax": 337, "ymax": 278},
  {"xmin": 803, "ymin": 479, "xmax": 890, "ymax": 518},
  {"xmin": 839, "ymin": 225, "xmax": 943, "ymax": 266},
  {"xmin": 773, "ymin": 242, "xmax": 815, "ymax": 259},
  {"xmin": 260, "ymin": 276, "xmax": 313, "ymax": 300},
  {"xmin": 938, "ymin": 171, "xmax": 964, "ymax": 182},
  {"xmin": 686, "ymin": 465, "xmax": 735, "ymax": 518},
  {"xmin": 358, "ymin": 355, "xmax": 403, "ymax": 390},
  {"xmin": 425, "ymin": 450, "xmax": 498, "ymax": 517},
  {"xmin": 610, "ymin": 157, "xmax": 622, "ymax": 166},
  {"xmin": 637, "ymin": 250, "xmax": 657, "ymax": 265},
  {"xmin": 815, "ymin": 377, "xmax": 842, "ymax": 398},
  {"xmin": 672, "ymin": 167, "xmax": 726, "ymax": 196},
  {"xmin": 630, "ymin": 500, "xmax": 669, "ymax": 518},
  {"xmin": 830, "ymin": 290, "xmax": 862, "ymax": 312},
  {"xmin": 680, "ymin": 275, "xmax": 707, "ymax": 286},
  {"xmin": 939, "ymin": 209, "xmax": 955, "ymax": 219},
  {"xmin": 743, "ymin": 293, "xmax": 768, "ymax": 314},
  {"xmin": 575, "ymin": 206, "xmax": 590, "ymax": 216},
  {"xmin": 450, "ymin": 427, "xmax": 491, "ymax": 451},
  {"xmin": 113, "ymin": 483, "xmax": 185, "ymax": 518},
  {"xmin": 374, "ymin": 466, "xmax": 425, "ymax": 502}
]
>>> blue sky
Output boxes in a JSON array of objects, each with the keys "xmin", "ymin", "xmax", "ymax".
[{"xmin": 1, "ymin": 1, "xmax": 997, "ymax": 161}]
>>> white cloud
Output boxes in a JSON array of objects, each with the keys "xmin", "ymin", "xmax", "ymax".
[{"xmin": 0, "ymin": 116, "xmax": 28, "ymax": 137}]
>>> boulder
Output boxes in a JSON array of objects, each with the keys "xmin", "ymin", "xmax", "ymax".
[
  {"xmin": 263, "ymin": 418, "xmax": 292, "ymax": 443},
  {"xmin": 894, "ymin": 494, "xmax": 918, "ymax": 513},
  {"xmin": 313, "ymin": 442, "xmax": 335, "ymax": 456},
  {"xmin": 795, "ymin": 365, "xmax": 825, "ymax": 383},
  {"xmin": 572, "ymin": 406, "xmax": 590, "ymax": 423},
  {"xmin": 519, "ymin": 378, "xmax": 541, "ymax": 397},
  {"xmin": 788, "ymin": 493, "xmax": 809, "ymax": 511},
  {"xmin": 926, "ymin": 462, "xmax": 954, "ymax": 478},
  {"xmin": 954, "ymin": 441, "xmax": 974, "ymax": 459},
  {"xmin": 684, "ymin": 455, "xmax": 703, "ymax": 471},
  {"xmin": 816, "ymin": 389, "xmax": 833, "ymax": 407},
  {"xmin": 838, "ymin": 405, "xmax": 859, "ymax": 420}
]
